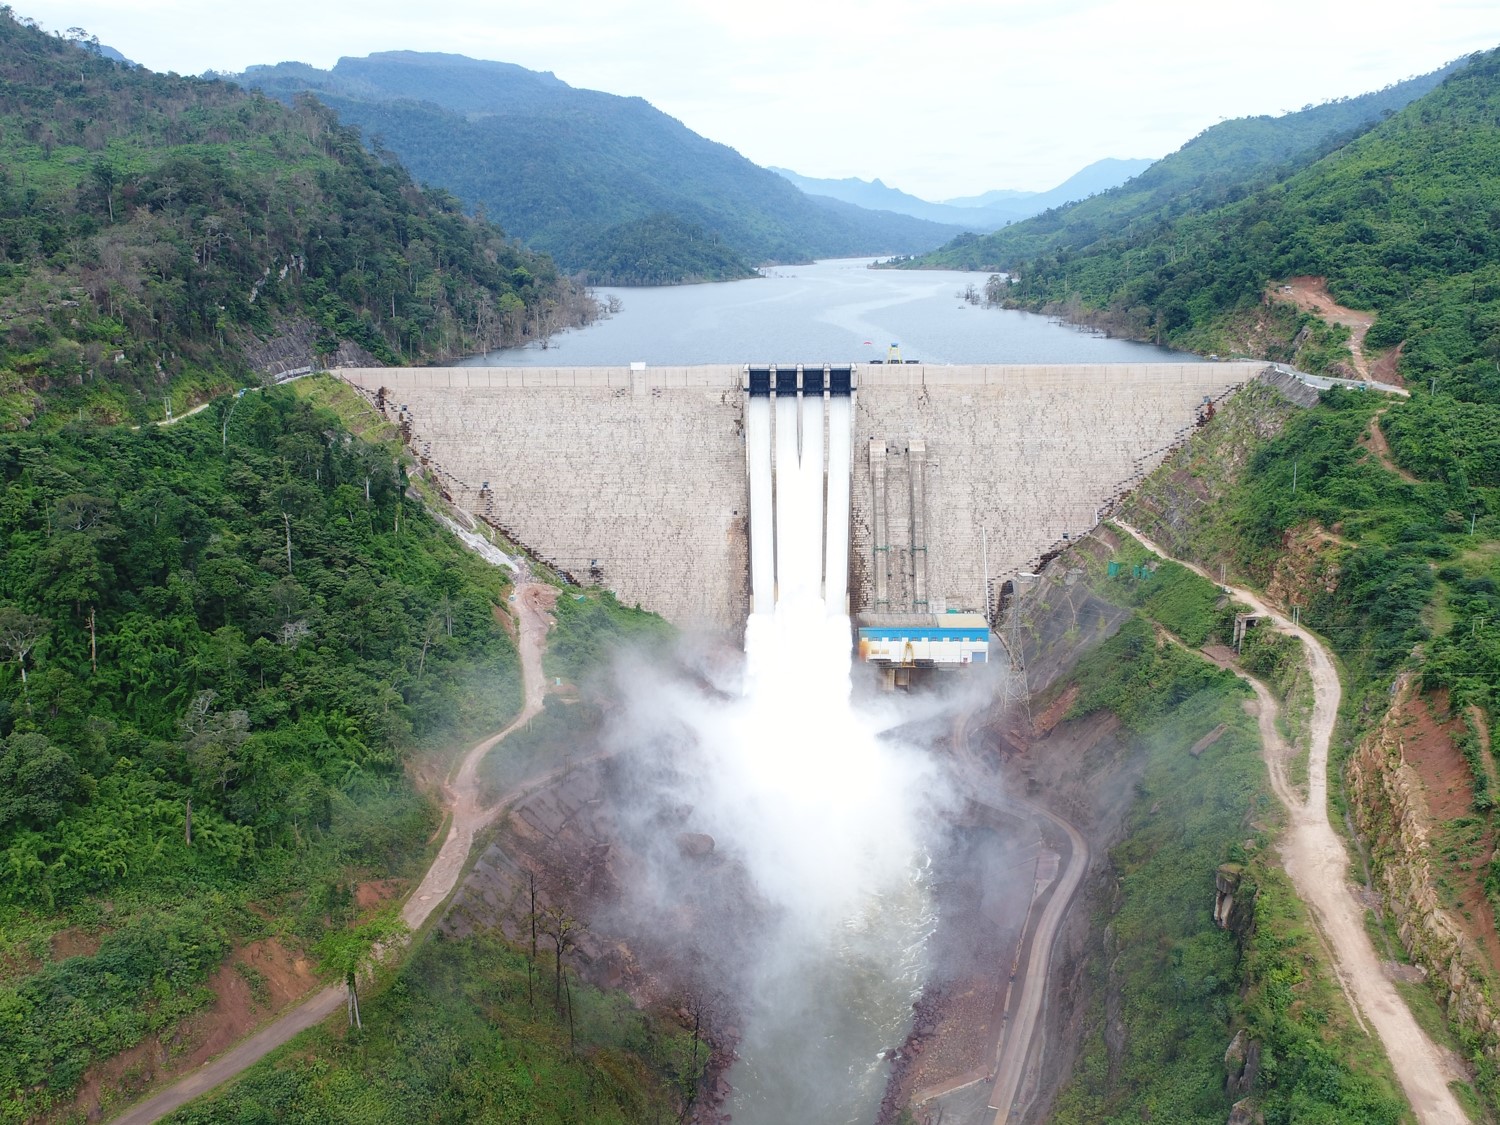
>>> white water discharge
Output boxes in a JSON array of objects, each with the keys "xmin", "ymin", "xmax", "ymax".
[
  {"xmin": 773, "ymin": 387, "xmax": 802, "ymax": 602},
  {"xmin": 747, "ymin": 395, "xmax": 775, "ymax": 614},
  {"xmin": 825, "ymin": 393, "xmax": 852, "ymax": 615},
  {"xmin": 722, "ymin": 383, "xmax": 937, "ymax": 1123},
  {"xmin": 606, "ymin": 381, "xmax": 940, "ymax": 1121}
]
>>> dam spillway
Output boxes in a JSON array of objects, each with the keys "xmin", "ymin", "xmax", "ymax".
[
  {"xmin": 340, "ymin": 362, "xmax": 1262, "ymax": 629},
  {"xmin": 746, "ymin": 366, "xmax": 853, "ymax": 615}
]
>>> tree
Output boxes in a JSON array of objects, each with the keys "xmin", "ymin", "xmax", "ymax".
[
  {"xmin": 0, "ymin": 732, "xmax": 84, "ymax": 829},
  {"xmin": 542, "ymin": 902, "xmax": 583, "ymax": 1050},
  {"xmin": 180, "ymin": 689, "xmax": 250, "ymax": 793},
  {"xmin": 314, "ymin": 908, "xmax": 407, "ymax": 1029},
  {"xmin": 0, "ymin": 607, "xmax": 49, "ymax": 709}
]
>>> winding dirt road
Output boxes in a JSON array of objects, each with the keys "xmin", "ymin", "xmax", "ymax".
[
  {"xmin": 1116, "ymin": 522, "xmax": 1468, "ymax": 1124},
  {"xmin": 1273, "ymin": 277, "xmax": 1376, "ymax": 380},
  {"xmin": 110, "ymin": 581, "xmax": 555, "ymax": 1125}
]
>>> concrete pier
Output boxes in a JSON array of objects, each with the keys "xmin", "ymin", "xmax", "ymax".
[{"xmin": 339, "ymin": 362, "xmax": 1259, "ymax": 629}]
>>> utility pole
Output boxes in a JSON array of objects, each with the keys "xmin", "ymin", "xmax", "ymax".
[{"xmin": 998, "ymin": 573, "xmax": 1034, "ymax": 730}]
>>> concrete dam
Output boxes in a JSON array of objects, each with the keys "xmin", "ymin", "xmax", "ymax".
[{"xmin": 340, "ymin": 362, "xmax": 1262, "ymax": 631}]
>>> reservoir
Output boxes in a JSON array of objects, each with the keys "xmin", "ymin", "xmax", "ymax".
[{"xmin": 462, "ymin": 257, "xmax": 1195, "ymax": 366}]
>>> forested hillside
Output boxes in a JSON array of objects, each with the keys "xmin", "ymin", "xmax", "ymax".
[
  {"xmin": 991, "ymin": 48, "xmax": 1500, "ymax": 398},
  {"xmin": 238, "ymin": 52, "xmax": 966, "ymax": 282},
  {"xmin": 0, "ymin": 382, "xmax": 528, "ymax": 1117},
  {"xmin": 0, "ymin": 14, "xmax": 707, "ymax": 1119},
  {"xmin": 0, "ymin": 15, "xmax": 587, "ymax": 430},
  {"xmin": 902, "ymin": 60, "xmax": 1461, "ymax": 272}
]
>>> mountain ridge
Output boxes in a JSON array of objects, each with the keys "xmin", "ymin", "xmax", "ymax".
[
  {"xmin": 900, "ymin": 59, "xmax": 1468, "ymax": 272},
  {"xmin": 770, "ymin": 157, "xmax": 1154, "ymax": 229},
  {"xmin": 239, "ymin": 52, "xmax": 966, "ymax": 283}
]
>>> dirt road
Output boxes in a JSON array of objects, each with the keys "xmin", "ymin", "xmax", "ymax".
[
  {"xmin": 1116, "ymin": 522, "xmax": 1468, "ymax": 1124},
  {"xmin": 401, "ymin": 581, "xmax": 554, "ymax": 931},
  {"xmin": 110, "ymin": 581, "xmax": 555, "ymax": 1125},
  {"xmin": 1272, "ymin": 277, "xmax": 1376, "ymax": 380}
]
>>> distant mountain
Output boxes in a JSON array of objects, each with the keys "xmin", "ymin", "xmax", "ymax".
[
  {"xmin": 772, "ymin": 158, "xmax": 1154, "ymax": 230},
  {"xmin": 902, "ymin": 63, "xmax": 1466, "ymax": 272},
  {"xmin": 944, "ymin": 158, "xmax": 1156, "ymax": 211},
  {"xmin": 239, "ymin": 53, "xmax": 965, "ymax": 283}
]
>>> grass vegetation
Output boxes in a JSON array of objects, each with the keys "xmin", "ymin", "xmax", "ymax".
[
  {"xmin": 1052, "ymin": 602, "xmax": 1406, "ymax": 1123},
  {"xmin": 0, "ymin": 387, "xmax": 528, "ymax": 1118},
  {"xmin": 545, "ymin": 588, "xmax": 675, "ymax": 684},
  {"xmin": 1120, "ymin": 376, "xmax": 1500, "ymax": 1113},
  {"xmin": 161, "ymin": 933, "xmax": 704, "ymax": 1124},
  {"xmin": 157, "ymin": 536, "xmax": 691, "ymax": 1121},
  {"xmin": 1128, "ymin": 385, "xmax": 1497, "ymax": 737},
  {"xmin": 478, "ymin": 697, "xmax": 600, "ymax": 803}
]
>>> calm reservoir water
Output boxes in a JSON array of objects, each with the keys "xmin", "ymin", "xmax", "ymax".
[{"xmin": 462, "ymin": 257, "xmax": 1195, "ymax": 366}]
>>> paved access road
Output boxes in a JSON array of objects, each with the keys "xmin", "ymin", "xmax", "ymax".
[{"xmin": 919, "ymin": 710, "xmax": 1090, "ymax": 1125}]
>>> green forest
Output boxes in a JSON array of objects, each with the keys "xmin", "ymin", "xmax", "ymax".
[
  {"xmin": 902, "ymin": 59, "xmax": 1460, "ymax": 275},
  {"xmin": 577, "ymin": 213, "xmax": 758, "ymax": 286},
  {"xmin": 160, "ymin": 934, "xmax": 703, "ymax": 1124},
  {"xmin": 1116, "ymin": 376, "xmax": 1500, "ymax": 1112},
  {"xmin": 909, "ymin": 48, "xmax": 1500, "ymax": 405},
  {"xmin": 1051, "ymin": 613, "xmax": 1406, "ymax": 1124},
  {"xmin": 0, "ymin": 14, "xmax": 700, "ymax": 1120},
  {"xmin": 0, "ymin": 384, "xmax": 527, "ymax": 1118},
  {"xmin": 0, "ymin": 14, "xmax": 586, "ymax": 431}
]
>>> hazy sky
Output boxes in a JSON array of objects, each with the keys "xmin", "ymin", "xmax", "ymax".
[{"xmin": 16, "ymin": 0, "xmax": 1500, "ymax": 198}]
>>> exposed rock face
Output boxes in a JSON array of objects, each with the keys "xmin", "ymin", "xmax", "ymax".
[
  {"xmin": 1346, "ymin": 681, "xmax": 1500, "ymax": 1069},
  {"xmin": 1213, "ymin": 863, "xmax": 1256, "ymax": 939},
  {"xmin": 1223, "ymin": 1028, "xmax": 1261, "ymax": 1097},
  {"xmin": 1120, "ymin": 377, "xmax": 1306, "ymax": 566},
  {"xmin": 237, "ymin": 316, "xmax": 379, "ymax": 379},
  {"xmin": 1102, "ymin": 926, "xmax": 1128, "ymax": 1087},
  {"xmin": 1263, "ymin": 523, "xmax": 1343, "ymax": 612},
  {"xmin": 1214, "ymin": 866, "xmax": 1239, "ymax": 929},
  {"xmin": 1227, "ymin": 1096, "xmax": 1264, "ymax": 1125},
  {"xmin": 676, "ymin": 832, "xmax": 715, "ymax": 858},
  {"xmin": 1255, "ymin": 368, "xmax": 1320, "ymax": 408}
]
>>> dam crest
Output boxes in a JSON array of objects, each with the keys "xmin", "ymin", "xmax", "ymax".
[{"xmin": 340, "ymin": 362, "xmax": 1263, "ymax": 630}]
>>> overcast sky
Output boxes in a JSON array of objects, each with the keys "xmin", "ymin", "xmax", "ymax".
[{"xmin": 15, "ymin": 0, "xmax": 1500, "ymax": 199}]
